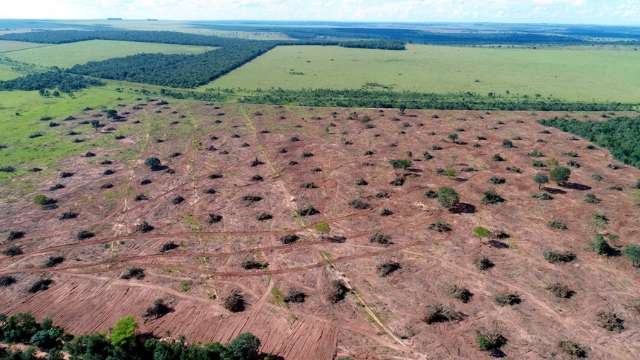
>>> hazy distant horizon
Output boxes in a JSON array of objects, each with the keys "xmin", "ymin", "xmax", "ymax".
[{"xmin": 2, "ymin": 0, "xmax": 639, "ymax": 27}]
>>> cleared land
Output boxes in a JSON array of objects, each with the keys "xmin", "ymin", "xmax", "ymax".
[
  {"xmin": 208, "ymin": 45, "xmax": 640, "ymax": 102},
  {"xmin": 5, "ymin": 39, "xmax": 213, "ymax": 68},
  {"xmin": 0, "ymin": 40, "xmax": 46, "ymax": 53},
  {"xmin": 1, "ymin": 98, "xmax": 640, "ymax": 359}
]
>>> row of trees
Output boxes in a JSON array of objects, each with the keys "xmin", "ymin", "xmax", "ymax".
[
  {"xmin": 239, "ymin": 88, "xmax": 637, "ymax": 111},
  {"xmin": 69, "ymin": 42, "xmax": 275, "ymax": 88},
  {"xmin": 0, "ymin": 69, "xmax": 103, "ymax": 93},
  {"xmin": 540, "ymin": 116, "xmax": 640, "ymax": 167},
  {"xmin": 0, "ymin": 312, "xmax": 275, "ymax": 360}
]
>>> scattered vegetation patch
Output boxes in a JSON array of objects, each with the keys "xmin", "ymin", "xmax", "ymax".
[
  {"xmin": 423, "ymin": 304, "xmax": 465, "ymax": 324},
  {"xmin": 544, "ymin": 250, "xmax": 576, "ymax": 264}
]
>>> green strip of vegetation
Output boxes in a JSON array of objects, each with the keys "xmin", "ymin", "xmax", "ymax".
[
  {"xmin": 0, "ymin": 312, "xmax": 274, "ymax": 360},
  {"xmin": 539, "ymin": 116, "xmax": 640, "ymax": 168},
  {"xmin": 234, "ymin": 88, "xmax": 639, "ymax": 111}
]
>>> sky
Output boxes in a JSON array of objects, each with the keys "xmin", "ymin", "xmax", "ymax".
[{"xmin": 2, "ymin": 0, "xmax": 639, "ymax": 25}]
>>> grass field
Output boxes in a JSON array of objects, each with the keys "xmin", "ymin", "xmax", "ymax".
[
  {"xmin": 0, "ymin": 63, "xmax": 22, "ymax": 80},
  {"xmin": 5, "ymin": 40, "xmax": 214, "ymax": 68},
  {"xmin": 0, "ymin": 84, "xmax": 139, "ymax": 184},
  {"xmin": 207, "ymin": 45, "xmax": 640, "ymax": 102},
  {"xmin": 0, "ymin": 40, "xmax": 47, "ymax": 53}
]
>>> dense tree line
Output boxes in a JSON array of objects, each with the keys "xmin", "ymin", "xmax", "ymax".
[
  {"xmin": 192, "ymin": 23, "xmax": 640, "ymax": 45},
  {"xmin": 0, "ymin": 312, "xmax": 276, "ymax": 360},
  {"xmin": 0, "ymin": 30, "xmax": 271, "ymax": 48},
  {"xmin": 540, "ymin": 116, "xmax": 640, "ymax": 167},
  {"xmin": 0, "ymin": 70, "xmax": 102, "ymax": 92},
  {"xmin": 69, "ymin": 42, "xmax": 275, "ymax": 88},
  {"xmin": 237, "ymin": 88, "xmax": 637, "ymax": 111},
  {"xmin": 337, "ymin": 40, "xmax": 405, "ymax": 50}
]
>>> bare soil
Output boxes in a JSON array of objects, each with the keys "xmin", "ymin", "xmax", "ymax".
[{"xmin": 1, "ymin": 101, "xmax": 640, "ymax": 359}]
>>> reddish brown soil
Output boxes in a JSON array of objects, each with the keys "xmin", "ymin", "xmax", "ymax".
[{"xmin": 1, "ymin": 101, "xmax": 640, "ymax": 359}]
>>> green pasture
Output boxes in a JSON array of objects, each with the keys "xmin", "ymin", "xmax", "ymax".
[{"xmin": 207, "ymin": 44, "xmax": 640, "ymax": 102}]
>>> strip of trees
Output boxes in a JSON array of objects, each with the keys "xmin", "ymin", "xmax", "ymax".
[{"xmin": 540, "ymin": 116, "xmax": 640, "ymax": 167}]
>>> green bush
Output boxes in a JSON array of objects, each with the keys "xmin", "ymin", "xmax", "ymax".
[
  {"xmin": 437, "ymin": 187, "xmax": 460, "ymax": 209},
  {"xmin": 533, "ymin": 173, "xmax": 549, "ymax": 189},
  {"xmin": 481, "ymin": 189, "xmax": 504, "ymax": 205},
  {"xmin": 109, "ymin": 316, "xmax": 137, "ymax": 348},
  {"xmin": 473, "ymin": 226, "xmax": 491, "ymax": 238},
  {"xmin": 550, "ymin": 166, "xmax": 571, "ymax": 184},
  {"xmin": 389, "ymin": 159, "xmax": 412, "ymax": 170},
  {"xmin": 592, "ymin": 234, "xmax": 616, "ymax": 256},
  {"xmin": 476, "ymin": 330, "xmax": 507, "ymax": 352},
  {"xmin": 623, "ymin": 244, "xmax": 640, "ymax": 267}
]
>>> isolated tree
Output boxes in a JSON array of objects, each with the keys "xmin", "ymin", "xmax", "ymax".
[
  {"xmin": 224, "ymin": 332, "xmax": 261, "ymax": 360},
  {"xmin": 437, "ymin": 187, "xmax": 460, "ymax": 209},
  {"xmin": 533, "ymin": 173, "xmax": 549, "ymax": 190},
  {"xmin": 550, "ymin": 166, "xmax": 571, "ymax": 185}
]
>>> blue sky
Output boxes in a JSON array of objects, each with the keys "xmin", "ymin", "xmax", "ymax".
[{"xmin": 3, "ymin": 0, "xmax": 639, "ymax": 25}]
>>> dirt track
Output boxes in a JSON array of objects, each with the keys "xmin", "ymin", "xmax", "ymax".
[{"xmin": 2, "ymin": 101, "xmax": 640, "ymax": 359}]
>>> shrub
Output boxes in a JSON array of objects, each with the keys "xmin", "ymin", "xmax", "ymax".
[
  {"xmin": 45, "ymin": 256, "xmax": 64, "ymax": 268},
  {"xmin": 429, "ymin": 220, "xmax": 452, "ymax": 232},
  {"xmin": 489, "ymin": 177, "xmax": 506, "ymax": 185},
  {"xmin": 377, "ymin": 262, "xmax": 401, "ymax": 277},
  {"xmin": 544, "ymin": 251, "xmax": 576, "ymax": 264},
  {"xmin": 349, "ymin": 199, "xmax": 370, "ymax": 210},
  {"xmin": 121, "ymin": 267, "xmax": 145, "ymax": 280},
  {"xmin": 369, "ymin": 232, "xmax": 392, "ymax": 246},
  {"xmin": 547, "ymin": 283, "xmax": 574, "ymax": 299},
  {"xmin": 448, "ymin": 285, "xmax": 473, "ymax": 303},
  {"xmin": 548, "ymin": 219, "xmax": 567, "ymax": 230},
  {"xmin": 592, "ymin": 213, "xmax": 609, "ymax": 229},
  {"xmin": 224, "ymin": 291, "xmax": 246, "ymax": 312},
  {"xmin": 424, "ymin": 190, "xmax": 438, "ymax": 198},
  {"xmin": 280, "ymin": 234, "xmax": 299, "ymax": 245},
  {"xmin": 109, "ymin": 316, "xmax": 137, "ymax": 347},
  {"xmin": 256, "ymin": 212, "xmax": 272, "ymax": 221},
  {"xmin": 33, "ymin": 195, "xmax": 56, "ymax": 206},
  {"xmin": 160, "ymin": 242, "xmax": 179, "ymax": 252},
  {"xmin": 6, "ymin": 231, "xmax": 25, "ymax": 241},
  {"xmin": 476, "ymin": 330, "xmax": 507, "ymax": 352},
  {"xmin": 297, "ymin": 206, "xmax": 320, "ymax": 216},
  {"xmin": 481, "ymin": 189, "xmax": 504, "ymax": 205},
  {"xmin": 77, "ymin": 230, "xmax": 95, "ymax": 240},
  {"xmin": 29, "ymin": 279, "xmax": 53, "ymax": 293},
  {"xmin": 592, "ymin": 234, "xmax": 616, "ymax": 256},
  {"xmin": 423, "ymin": 304, "xmax": 465, "ymax": 324},
  {"xmin": 143, "ymin": 299, "xmax": 173, "ymax": 320},
  {"xmin": 492, "ymin": 154, "xmax": 505, "ymax": 162},
  {"xmin": 135, "ymin": 221, "xmax": 154, "ymax": 233},
  {"xmin": 242, "ymin": 259, "xmax": 268, "ymax": 270},
  {"xmin": 208, "ymin": 213, "xmax": 223, "ymax": 224},
  {"xmin": 0, "ymin": 275, "xmax": 16, "ymax": 287},
  {"xmin": 473, "ymin": 227, "xmax": 491, "ymax": 239},
  {"xmin": 502, "ymin": 140, "xmax": 514, "ymax": 148},
  {"xmin": 494, "ymin": 293, "xmax": 521, "ymax": 306},
  {"xmin": 283, "ymin": 289, "xmax": 307, "ymax": 304},
  {"xmin": 623, "ymin": 245, "xmax": 640, "ymax": 267},
  {"xmin": 584, "ymin": 193, "xmax": 601, "ymax": 204},
  {"xmin": 533, "ymin": 173, "xmax": 549, "ymax": 190},
  {"xmin": 550, "ymin": 166, "xmax": 571, "ymax": 184},
  {"xmin": 328, "ymin": 280, "xmax": 349, "ymax": 303},
  {"xmin": 475, "ymin": 257, "xmax": 494, "ymax": 270},
  {"xmin": 436, "ymin": 187, "xmax": 460, "ymax": 209},
  {"xmin": 528, "ymin": 150, "xmax": 545, "ymax": 158},
  {"xmin": 532, "ymin": 192, "xmax": 554, "ymax": 200},
  {"xmin": 389, "ymin": 159, "xmax": 412, "ymax": 170},
  {"xmin": 144, "ymin": 157, "xmax": 162, "ymax": 170},
  {"xmin": 3, "ymin": 245, "xmax": 23, "ymax": 257},
  {"xmin": 596, "ymin": 311, "xmax": 624, "ymax": 332},
  {"xmin": 558, "ymin": 340, "xmax": 588, "ymax": 358}
]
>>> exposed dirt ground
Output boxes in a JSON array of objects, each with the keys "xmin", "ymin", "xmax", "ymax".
[{"xmin": 1, "ymin": 101, "xmax": 640, "ymax": 359}]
